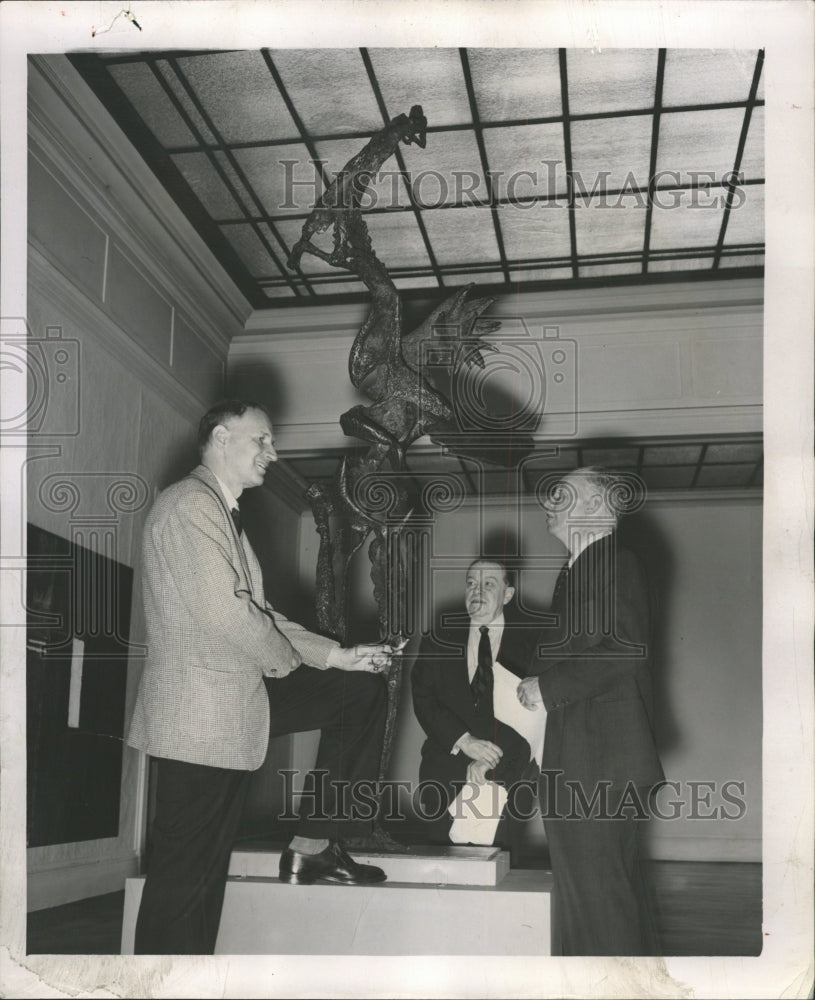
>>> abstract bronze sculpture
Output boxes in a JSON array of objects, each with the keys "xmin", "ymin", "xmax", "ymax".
[{"xmin": 287, "ymin": 106, "xmax": 520, "ymax": 799}]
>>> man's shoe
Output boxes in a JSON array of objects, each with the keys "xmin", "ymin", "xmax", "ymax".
[{"xmin": 278, "ymin": 840, "xmax": 387, "ymax": 885}]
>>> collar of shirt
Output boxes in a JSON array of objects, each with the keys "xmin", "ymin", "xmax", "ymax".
[
  {"xmin": 567, "ymin": 528, "xmax": 613, "ymax": 568},
  {"xmin": 466, "ymin": 613, "xmax": 505, "ymax": 681},
  {"xmin": 212, "ymin": 473, "xmax": 240, "ymax": 516}
]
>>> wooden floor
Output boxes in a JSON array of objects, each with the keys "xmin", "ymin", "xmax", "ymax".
[{"xmin": 27, "ymin": 859, "xmax": 761, "ymax": 956}]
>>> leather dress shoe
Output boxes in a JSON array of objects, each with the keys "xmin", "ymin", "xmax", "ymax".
[{"xmin": 279, "ymin": 840, "xmax": 387, "ymax": 885}]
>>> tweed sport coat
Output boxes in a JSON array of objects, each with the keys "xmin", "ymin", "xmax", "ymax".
[
  {"xmin": 128, "ymin": 465, "xmax": 338, "ymax": 770},
  {"xmin": 529, "ymin": 534, "xmax": 664, "ymax": 796}
]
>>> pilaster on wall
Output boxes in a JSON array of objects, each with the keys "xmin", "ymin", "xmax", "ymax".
[{"xmin": 232, "ymin": 277, "xmax": 763, "ymax": 454}]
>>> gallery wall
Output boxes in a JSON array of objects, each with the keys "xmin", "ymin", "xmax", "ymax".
[{"xmin": 23, "ymin": 56, "xmax": 252, "ymax": 910}]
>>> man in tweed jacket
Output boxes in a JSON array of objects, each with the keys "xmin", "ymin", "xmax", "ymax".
[{"xmin": 129, "ymin": 400, "xmax": 393, "ymax": 954}]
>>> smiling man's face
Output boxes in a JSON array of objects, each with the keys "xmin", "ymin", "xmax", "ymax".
[
  {"xmin": 220, "ymin": 407, "xmax": 278, "ymax": 493},
  {"xmin": 465, "ymin": 561, "xmax": 514, "ymax": 625}
]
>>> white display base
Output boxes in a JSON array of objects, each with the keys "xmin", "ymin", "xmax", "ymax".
[
  {"xmin": 121, "ymin": 852, "xmax": 554, "ymax": 955},
  {"xmin": 228, "ymin": 841, "xmax": 511, "ymax": 886}
]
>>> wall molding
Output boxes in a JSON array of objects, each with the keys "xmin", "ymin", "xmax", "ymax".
[
  {"xmin": 28, "ymin": 55, "xmax": 250, "ymax": 354},
  {"xmin": 27, "ymin": 851, "xmax": 140, "ymax": 912},
  {"xmin": 28, "ymin": 246, "xmax": 209, "ymax": 424},
  {"xmin": 243, "ymin": 276, "xmax": 764, "ymax": 336},
  {"xmin": 647, "ymin": 835, "xmax": 762, "ymax": 864}
]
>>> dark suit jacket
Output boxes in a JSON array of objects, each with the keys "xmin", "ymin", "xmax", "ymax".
[
  {"xmin": 530, "ymin": 534, "xmax": 664, "ymax": 795},
  {"xmin": 411, "ymin": 609, "xmax": 540, "ymax": 760}
]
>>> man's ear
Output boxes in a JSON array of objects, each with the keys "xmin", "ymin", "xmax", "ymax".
[
  {"xmin": 585, "ymin": 492, "xmax": 603, "ymax": 515},
  {"xmin": 503, "ymin": 586, "xmax": 515, "ymax": 606},
  {"xmin": 211, "ymin": 424, "xmax": 229, "ymax": 449}
]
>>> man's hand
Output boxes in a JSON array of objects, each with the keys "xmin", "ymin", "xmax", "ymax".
[
  {"xmin": 458, "ymin": 734, "xmax": 503, "ymax": 768},
  {"xmin": 517, "ymin": 676, "xmax": 544, "ymax": 710},
  {"xmin": 466, "ymin": 760, "xmax": 491, "ymax": 785},
  {"xmin": 326, "ymin": 643, "xmax": 394, "ymax": 673}
]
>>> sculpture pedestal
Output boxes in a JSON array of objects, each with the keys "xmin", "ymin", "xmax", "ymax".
[{"xmin": 121, "ymin": 847, "xmax": 554, "ymax": 955}]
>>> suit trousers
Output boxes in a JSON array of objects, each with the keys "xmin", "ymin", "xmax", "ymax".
[
  {"xmin": 134, "ymin": 666, "xmax": 386, "ymax": 954},
  {"xmin": 543, "ymin": 785, "xmax": 661, "ymax": 956},
  {"xmin": 418, "ymin": 716, "xmax": 531, "ymax": 843}
]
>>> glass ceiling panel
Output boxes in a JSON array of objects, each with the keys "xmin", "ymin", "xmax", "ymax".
[
  {"xmin": 364, "ymin": 211, "xmax": 433, "ymax": 269},
  {"xmin": 583, "ymin": 447, "xmax": 640, "ymax": 466},
  {"xmin": 656, "ymin": 108, "xmax": 745, "ymax": 182},
  {"xmin": 219, "ymin": 223, "xmax": 279, "ymax": 277},
  {"xmin": 499, "ymin": 207, "xmax": 572, "ymax": 261},
  {"xmin": 261, "ymin": 285, "xmax": 297, "ymax": 299},
  {"xmin": 175, "ymin": 51, "xmax": 299, "ymax": 145},
  {"xmin": 661, "ymin": 49, "xmax": 759, "ymax": 108},
  {"xmin": 570, "ymin": 115, "xmax": 653, "ymax": 195},
  {"xmin": 649, "ymin": 189, "xmax": 725, "ymax": 249},
  {"xmin": 392, "ymin": 275, "xmax": 440, "ymax": 290},
  {"xmin": 511, "ymin": 265, "xmax": 572, "ymax": 281},
  {"xmin": 171, "ymin": 152, "xmax": 242, "ymax": 219},
  {"xmin": 156, "ymin": 59, "xmax": 216, "ymax": 145},
  {"xmin": 270, "ymin": 49, "xmax": 383, "ymax": 135},
  {"xmin": 443, "ymin": 271, "xmax": 505, "ymax": 286},
  {"xmin": 468, "ymin": 49, "xmax": 562, "ymax": 122},
  {"xmin": 315, "ymin": 137, "xmax": 410, "ymax": 211},
  {"xmin": 567, "ymin": 49, "xmax": 658, "ymax": 115},
  {"xmin": 641, "ymin": 466, "xmax": 696, "ymax": 490},
  {"xmin": 107, "ymin": 62, "xmax": 197, "ymax": 146},
  {"xmin": 706, "ymin": 442, "xmax": 762, "ymax": 463},
  {"xmin": 647, "ymin": 259, "xmax": 712, "ymax": 273},
  {"xmin": 696, "ymin": 464, "xmax": 755, "ymax": 487},
  {"xmin": 643, "ymin": 444, "xmax": 702, "ymax": 464},
  {"xmin": 719, "ymin": 252, "xmax": 764, "ymax": 269},
  {"xmin": 722, "ymin": 184, "xmax": 764, "ymax": 246},
  {"xmin": 579, "ymin": 262, "xmax": 642, "ymax": 277},
  {"xmin": 231, "ymin": 142, "xmax": 315, "ymax": 216},
  {"xmin": 309, "ymin": 280, "xmax": 371, "ymax": 296},
  {"xmin": 482, "ymin": 124, "xmax": 566, "ymax": 202},
  {"xmin": 366, "ymin": 48, "xmax": 472, "ymax": 128},
  {"xmin": 739, "ymin": 108, "xmax": 764, "ymax": 181},
  {"xmin": 399, "ymin": 129, "xmax": 484, "ymax": 207},
  {"xmin": 418, "ymin": 207, "xmax": 500, "ymax": 264},
  {"xmin": 574, "ymin": 198, "xmax": 647, "ymax": 255}
]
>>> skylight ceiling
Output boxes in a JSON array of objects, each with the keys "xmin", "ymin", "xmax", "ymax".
[{"xmin": 69, "ymin": 47, "xmax": 764, "ymax": 308}]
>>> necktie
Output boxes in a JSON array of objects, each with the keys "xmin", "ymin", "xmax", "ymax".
[
  {"xmin": 230, "ymin": 507, "xmax": 242, "ymax": 536},
  {"xmin": 471, "ymin": 625, "xmax": 494, "ymax": 711}
]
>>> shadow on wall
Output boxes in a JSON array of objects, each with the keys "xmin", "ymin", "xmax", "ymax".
[
  {"xmin": 227, "ymin": 362, "xmax": 290, "ymax": 424},
  {"xmin": 617, "ymin": 512, "xmax": 680, "ymax": 758}
]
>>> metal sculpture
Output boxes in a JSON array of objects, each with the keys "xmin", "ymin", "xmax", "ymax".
[{"xmin": 287, "ymin": 106, "xmax": 505, "ymax": 806}]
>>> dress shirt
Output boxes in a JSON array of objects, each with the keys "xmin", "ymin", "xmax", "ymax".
[
  {"xmin": 451, "ymin": 613, "xmax": 505, "ymax": 754},
  {"xmin": 212, "ymin": 473, "xmax": 240, "ymax": 519}
]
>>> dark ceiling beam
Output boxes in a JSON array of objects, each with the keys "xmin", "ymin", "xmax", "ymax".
[
  {"xmin": 254, "ymin": 241, "xmax": 765, "ymax": 284},
  {"xmin": 259, "ymin": 49, "xmax": 332, "ymax": 192},
  {"xmin": 459, "ymin": 48, "xmax": 512, "ymax": 285},
  {"xmin": 558, "ymin": 49, "xmax": 579, "ymax": 280},
  {"xmin": 713, "ymin": 50, "xmax": 765, "ymax": 269},
  {"xmin": 642, "ymin": 49, "xmax": 667, "ymax": 274},
  {"xmin": 689, "ymin": 442, "xmax": 710, "ymax": 488},
  {"xmin": 257, "ymin": 264, "xmax": 764, "ymax": 308},
  {"xmin": 161, "ymin": 55, "xmax": 316, "ymax": 296},
  {"xmin": 161, "ymin": 98, "xmax": 766, "ymax": 153},
  {"xmin": 360, "ymin": 48, "xmax": 444, "ymax": 290}
]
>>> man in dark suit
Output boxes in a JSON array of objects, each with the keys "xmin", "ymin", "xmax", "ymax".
[
  {"xmin": 129, "ymin": 400, "xmax": 394, "ymax": 955},
  {"xmin": 411, "ymin": 559, "xmax": 539, "ymax": 844},
  {"xmin": 517, "ymin": 467, "xmax": 664, "ymax": 955}
]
